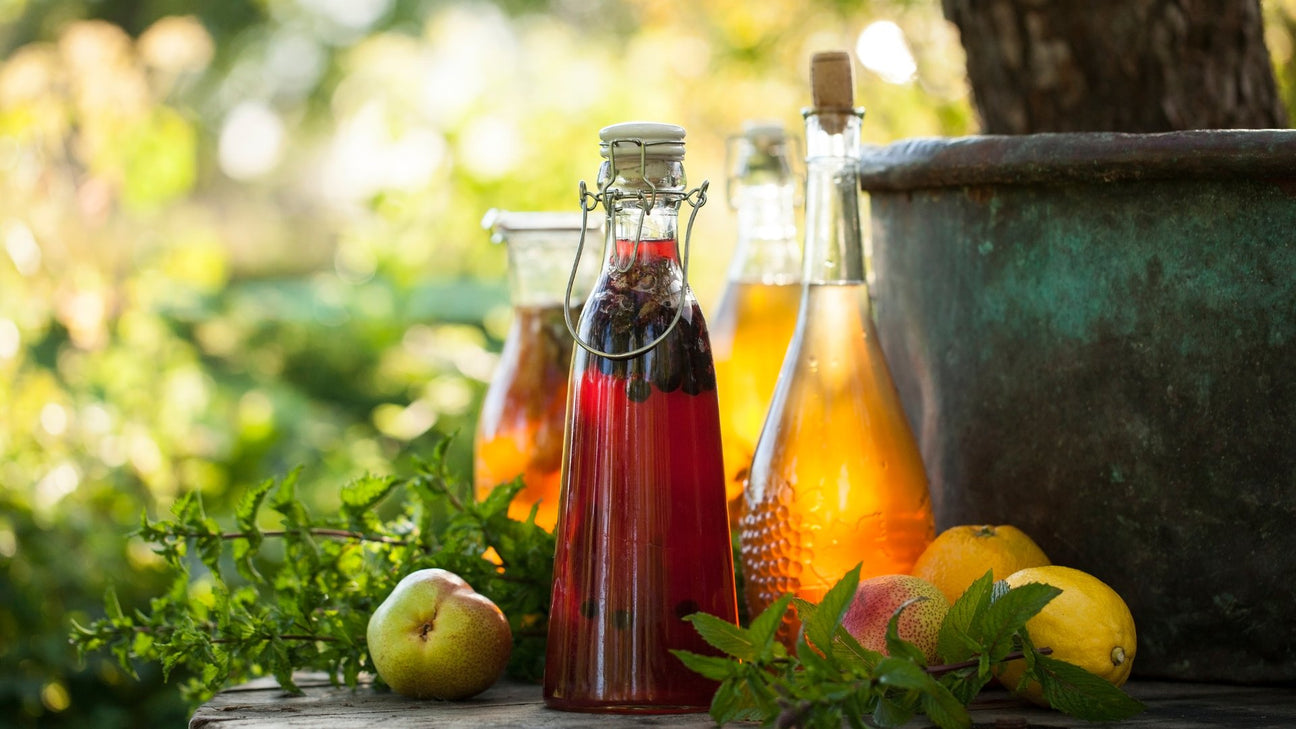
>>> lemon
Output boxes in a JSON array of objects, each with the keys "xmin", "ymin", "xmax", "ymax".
[
  {"xmin": 911, "ymin": 524, "xmax": 1051, "ymax": 604},
  {"xmin": 994, "ymin": 565, "xmax": 1137, "ymax": 706}
]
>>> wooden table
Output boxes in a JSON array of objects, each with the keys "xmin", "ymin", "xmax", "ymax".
[{"xmin": 191, "ymin": 673, "xmax": 1296, "ymax": 728}]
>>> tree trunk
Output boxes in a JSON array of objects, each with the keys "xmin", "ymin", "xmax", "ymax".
[{"xmin": 942, "ymin": 0, "xmax": 1288, "ymax": 133}]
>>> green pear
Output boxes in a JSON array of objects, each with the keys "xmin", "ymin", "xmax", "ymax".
[{"xmin": 366, "ymin": 568, "xmax": 512, "ymax": 700}]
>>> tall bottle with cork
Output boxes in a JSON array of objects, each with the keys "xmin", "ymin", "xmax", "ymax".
[
  {"xmin": 709, "ymin": 122, "xmax": 802, "ymax": 513},
  {"xmin": 739, "ymin": 53, "xmax": 935, "ymax": 640},
  {"xmin": 544, "ymin": 122, "xmax": 738, "ymax": 713}
]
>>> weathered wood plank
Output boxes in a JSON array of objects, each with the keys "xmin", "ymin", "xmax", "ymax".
[
  {"xmin": 189, "ymin": 674, "xmax": 717, "ymax": 729},
  {"xmin": 190, "ymin": 674, "xmax": 1296, "ymax": 728}
]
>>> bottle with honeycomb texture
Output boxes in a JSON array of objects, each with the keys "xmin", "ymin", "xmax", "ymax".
[
  {"xmin": 544, "ymin": 122, "xmax": 738, "ymax": 713},
  {"xmin": 739, "ymin": 52, "xmax": 935, "ymax": 643},
  {"xmin": 709, "ymin": 122, "xmax": 802, "ymax": 516}
]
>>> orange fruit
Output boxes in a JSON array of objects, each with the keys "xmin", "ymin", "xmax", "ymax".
[
  {"xmin": 994, "ymin": 565, "xmax": 1137, "ymax": 706},
  {"xmin": 911, "ymin": 524, "xmax": 1051, "ymax": 604}
]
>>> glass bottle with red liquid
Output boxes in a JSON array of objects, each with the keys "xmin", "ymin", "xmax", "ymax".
[
  {"xmin": 473, "ymin": 210, "xmax": 600, "ymax": 531},
  {"xmin": 740, "ymin": 53, "xmax": 935, "ymax": 644},
  {"xmin": 709, "ymin": 122, "xmax": 803, "ymax": 514},
  {"xmin": 544, "ymin": 122, "xmax": 738, "ymax": 713}
]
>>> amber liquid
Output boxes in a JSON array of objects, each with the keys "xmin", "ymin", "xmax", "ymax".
[
  {"xmin": 710, "ymin": 281, "xmax": 801, "ymax": 507},
  {"xmin": 740, "ymin": 282, "xmax": 934, "ymax": 638},
  {"xmin": 474, "ymin": 304, "xmax": 575, "ymax": 531},
  {"xmin": 544, "ymin": 238, "xmax": 738, "ymax": 713}
]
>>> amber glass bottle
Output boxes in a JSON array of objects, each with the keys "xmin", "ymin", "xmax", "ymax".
[
  {"xmin": 544, "ymin": 122, "xmax": 738, "ymax": 713},
  {"xmin": 739, "ymin": 53, "xmax": 935, "ymax": 641},
  {"xmin": 709, "ymin": 122, "xmax": 802, "ymax": 513},
  {"xmin": 473, "ymin": 211, "xmax": 599, "ymax": 531}
]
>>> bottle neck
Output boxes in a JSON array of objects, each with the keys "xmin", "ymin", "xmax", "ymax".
[
  {"xmin": 601, "ymin": 154, "xmax": 687, "ymax": 267},
  {"xmin": 729, "ymin": 181, "xmax": 800, "ymax": 283},
  {"xmin": 802, "ymin": 110, "xmax": 865, "ymax": 284},
  {"xmin": 611, "ymin": 200, "xmax": 680, "ymax": 241}
]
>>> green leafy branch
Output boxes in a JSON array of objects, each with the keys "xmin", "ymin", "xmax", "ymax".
[
  {"xmin": 673, "ymin": 566, "xmax": 1145, "ymax": 728},
  {"xmin": 69, "ymin": 437, "xmax": 555, "ymax": 704}
]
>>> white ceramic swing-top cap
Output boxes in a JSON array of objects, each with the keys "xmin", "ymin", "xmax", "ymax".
[{"xmin": 599, "ymin": 121, "xmax": 686, "ymax": 163}]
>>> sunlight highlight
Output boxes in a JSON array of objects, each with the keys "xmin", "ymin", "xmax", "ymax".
[
  {"xmin": 219, "ymin": 101, "xmax": 285, "ymax": 180},
  {"xmin": 373, "ymin": 399, "xmax": 438, "ymax": 441},
  {"xmin": 458, "ymin": 114, "xmax": 521, "ymax": 180},
  {"xmin": 36, "ymin": 462, "xmax": 81, "ymax": 513},
  {"xmin": 0, "ymin": 319, "xmax": 18, "ymax": 359},
  {"xmin": 3, "ymin": 219, "xmax": 40, "ymax": 276},
  {"xmin": 301, "ymin": 0, "xmax": 392, "ymax": 32},
  {"xmin": 265, "ymin": 31, "xmax": 326, "ymax": 97},
  {"xmin": 138, "ymin": 15, "xmax": 214, "ymax": 74},
  {"xmin": 856, "ymin": 21, "xmax": 917, "ymax": 84},
  {"xmin": 322, "ymin": 100, "xmax": 446, "ymax": 201},
  {"xmin": 40, "ymin": 402, "xmax": 69, "ymax": 436}
]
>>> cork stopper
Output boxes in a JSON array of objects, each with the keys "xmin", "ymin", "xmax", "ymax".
[{"xmin": 810, "ymin": 51, "xmax": 854, "ymax": 133}]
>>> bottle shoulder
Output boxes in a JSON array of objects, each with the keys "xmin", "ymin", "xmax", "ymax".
[{"xmin": 762, "ymin": 283, "xmax": 904, "ymax": 411}]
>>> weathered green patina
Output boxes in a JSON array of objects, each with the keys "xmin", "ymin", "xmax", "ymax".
[{"xmin": 862, "ymin": 130, "xmax": 1296, "ymax": 684}]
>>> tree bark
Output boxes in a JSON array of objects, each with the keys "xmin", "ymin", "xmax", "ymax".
[{"xmin": 942, "ymin": 0, "xmax": 1288, "ymax": 133}]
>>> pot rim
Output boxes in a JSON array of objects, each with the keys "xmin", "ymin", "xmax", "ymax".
[{"xmin": 858, "ymin": 129, "xmax": 1296, "ymax": 191}]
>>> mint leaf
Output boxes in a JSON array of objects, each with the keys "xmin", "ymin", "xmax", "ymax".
[
  {"xmin": 975, "ymin": 581, "xmax": 1059, "ymax": 662},
  {"xmin": 884, "ymin": 596, "xmax": 931, "ymax": 665},
  {"xmin": 105, "ymin": 585, "xmax": 125, "ymax": 622},
  {"xmin": 477, "ymin": 476, "xmax": 526, "ymax": 520},
  {"xmin": 875, "ymin": 656, "xmax": 971, "ymax": 729},
  {"xmin": 739, "ymin": 665, "xmax": 781, "ymax": 718},
  {"xmin": 921, "ymin": 680, "xmax": 971, "ymax": 729},
  {"xmin": 232, "ymin": 476, "xmax": 277, "ymax": 582},
  {"xmin": 708, "ymin": 670, "xmax": 763, "ymax": 724},
  {"xmin": 669, "ymin": 649, "xmax": 736, "ymax": 682},
  {"xmin": 268, "ymin": 468, "xmax": 305, "ymax": 527},
  {"xmin": 805, "ymin": 563, "xmax": 861, "ymax": 653},
  {"xmin": 938, "ymin": 569, "xmax": 993, "ymax": 663},
  {"xmin": 339, "ymin": 473, "xmax": 398, "ymax": 526},
  {"xmin": 792, "ymin": 596, "xmax": 817, "ymax": 627},
  {"xmin": 832, "ymin": 624, "xmax": 881, "ymax": 671},
  {"xmin": 747, "ymin": 592, "xmax": 794, "ymax": 659},
  {"xmin": 235, "ymin": 476, "xmax": 276, "ymax": 535},
  {"xmin": 872, "ymin": 694, "xmax": 913, "ymax": 727},
  {"xmin": 1033, "ymin": 653, "xmax": 1145, "ymax": 721},
  {"xmin": 1011, "ymin": 628, "xmax": 1040, "ymax": 688},
  {"xmin": 682, "ymin": 612, "xmax": 754, "ymax": 661},
  {"xmin": 874, "ymin": 656, "xmax": 931, "ymax": 691},
  {"xmin": 940, "ymin": 662, "xmax": 994, "ymax": 707},
  {"xmin": 795, "ymin": 629, "xmax": 838, "ymax": 674}
]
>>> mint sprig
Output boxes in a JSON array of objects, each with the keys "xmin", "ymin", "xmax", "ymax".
[
  {"xmin": 1034, "ymin": 652, "xmax": 1146, "ymax": 720},
  {"xmin": 70, "ymin": 437, "xmax": 556, "ymax": 703},
  {"xmin": 674, "ymin": 566, "xmax": 1146, "ymax": 728}
]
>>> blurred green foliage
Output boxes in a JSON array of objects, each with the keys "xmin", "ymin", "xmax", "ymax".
[{"xmin": 1, "ymin": 0, "xmax": 1294, "ymax": 726}]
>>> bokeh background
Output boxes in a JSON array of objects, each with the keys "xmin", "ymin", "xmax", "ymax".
[{"xmin": 3, "ymin": 1, "xmax": 1296, "ymax": 725}]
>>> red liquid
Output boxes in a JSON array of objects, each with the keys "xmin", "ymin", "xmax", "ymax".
[{"xmin": 544, "ymin": 239, "xmax": 738, "ymax": 713}]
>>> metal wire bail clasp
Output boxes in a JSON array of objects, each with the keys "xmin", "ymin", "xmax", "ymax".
[{"xmin": 562, "ymin": 136, "xmax": 709, "ymax": 361}]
